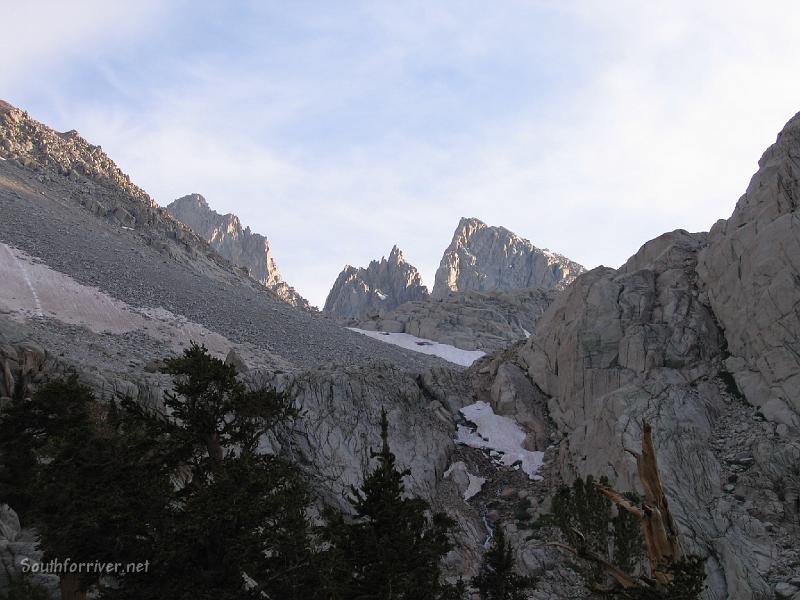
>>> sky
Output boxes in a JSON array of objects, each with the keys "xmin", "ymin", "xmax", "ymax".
[{"xmin": 4, "ymin": 1, "xmax": 800, "ymax": 307}]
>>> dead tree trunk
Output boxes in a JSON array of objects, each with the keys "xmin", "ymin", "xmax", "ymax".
[
  {"xmin": 632, "ymin": 420, "xmax": 682, "ymax": 582},
  {"xmin": 552, "ymin": 419, "xmax": 684, "ymax": 591}
]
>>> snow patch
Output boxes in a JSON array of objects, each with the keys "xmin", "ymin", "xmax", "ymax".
[
  {"xmin": 521, "ymin": 327, "xmax": 531, "ymax": 338},
  {"xmin": 463, "ymin": 472, "xmax": 486, "ymax": 500},
  {"xmin": 455, "ymin": 401, "xmax": 544, "ymax": 480},
  {"xmin": 374, "ymin": 289, "xmax": 388, "ymax": 301},
  {"xmin": 348, "ymin": 328, "xmax": 485, "ymax": 366},
  {"xmin": 444, "ymin": 461, "xmax": 486, "ymax": 500}
]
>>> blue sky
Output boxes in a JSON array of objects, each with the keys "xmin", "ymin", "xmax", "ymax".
[{"xmin": 4, "ymin": 1, "xmax": 800, "ymax": 306}]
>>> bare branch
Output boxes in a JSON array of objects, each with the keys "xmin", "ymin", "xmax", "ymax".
[
  {"xmin": 548, "ymin": 542, "xmax": 640, "ymax": 590},
  {"xmin": 594, "ymin": 483, "xmax": 645, "ymax": 519}
]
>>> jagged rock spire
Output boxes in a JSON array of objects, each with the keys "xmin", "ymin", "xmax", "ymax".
[
  {"xmin": 431, "ymin": 217, "xmax": 584, "ymax": 297},
  {"xmin": 323, "ymin": 246, "xmax": 429, "ymax": 320},
  {"xmin": 166, "ymin": 194, "xmax": 311, "ymax": 310}
]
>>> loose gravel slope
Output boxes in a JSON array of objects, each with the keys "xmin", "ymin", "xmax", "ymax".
[{"xmin": 0, "ymin": 160, "xmax": 449, "ymax": 371}]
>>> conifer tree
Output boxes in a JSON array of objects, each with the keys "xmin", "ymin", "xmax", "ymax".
[
  {"xmin": 551, "ymin": 475, "xmax": 611, "ymax": 583},
  {"xmin": 472, "ymin": 525, "xmax": 534, "ymax": 600},
  {"xmin": 0, "ymin": 377, "xmax": 172, "ymax": 600},
  {"xmin": 0, "ymin": 569, "xmax": 50, "ymax": 600},
  {"xmin": 331, "ymin": 408, "xmax": 455, "ymax": 600},
  {"xmin": 108, "ymin": 343, "xmax": 318, "ymax": 600},
  {"xmin": 612, "ymin": 492, "xmax": 644, "ymax": 573}
]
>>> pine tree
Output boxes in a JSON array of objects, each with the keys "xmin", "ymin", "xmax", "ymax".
[
  {"xmin": 0, "ymin": 377, "xmax": 172, "ymax": 600},
  {"xmin": 472, "ymin": 525, "xmax": 534, "ymax": 600},
  {"xmin": 612, "ymin": 492, "xmax": 644, "ymax": 573},
  {"xmin": 550, "ymin": 475, "xmax": 611, "ymax": 583},
  {"xmin": 331, "ymin": 408, "xmax": 455, "ymax": 600},
  {"xmin": 106, "ymin": 343, "xmax": 318, "ymax": 600}
]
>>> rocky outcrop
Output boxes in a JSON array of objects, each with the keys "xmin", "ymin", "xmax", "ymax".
[
  {"xmin": 324, "ymin": 246, "xmax": 429, "ymax": 320},
  {"xmin": 697, "ymin": 113, "xmax": 800, "ymax": 428},
  {"xmin": 431, "ymin": 218, "xmax": 584, "ymax": 297},
  {"xmin": 357, "ymin": 288, "xmax": 556, "ymax": 352},
  {"xmin": 474, "ymin": 226, "xmax": 800, "ymax": 598},
  {"xmin": 3, "ymin": 98, "xmax": 800, "ymax": 599},
  {"xmin": 166, "ymin": 194, "xmax": 310, "ymax": 309},
  {"xmin": 0, "ymin": 99, "xmax": 275, "ymax": 289},
  {"xmin": 0, "ymin": 312, "xmax": 485, "ymax": 589},
  {"xmin": 463, "ymin": 114, "xmax": 800, "ymax": 593}
]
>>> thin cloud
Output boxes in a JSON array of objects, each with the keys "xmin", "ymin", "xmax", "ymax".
[{"xmin": 4, "ymin": 2, "xmax": 800, "ymax": 306}]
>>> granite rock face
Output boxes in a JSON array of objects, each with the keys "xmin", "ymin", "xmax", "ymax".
[
  {"xmin": 476, "ymin": 226, "xmax": 800, "ymax": 599},
  {"xmin": 431, "ymin": 217, "xmax": 584, "ymax": 297},
  {"xmin": 357, "ymin": 288, "xmax": 556, "ymax": 352},
  {"xmin": 697, "ymin": 112, "xmax": 800, "ymax": 422},
  {"xmin": 167, "ymin": 194, "xmax": 310, "ymax": 310},
  {"xmin": 2, "ymin": 98, "xmax": 800, "ymax": 599},
  {"xmin": 324, "ymin": 246, "xmax": 429, "ymax": 320}
]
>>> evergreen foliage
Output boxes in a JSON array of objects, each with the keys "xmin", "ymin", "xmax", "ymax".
[
  {"xmin": 0, "ymin": 376, "xmax": 172, "ymax": 597},
  {"xmin": 107, "ymin": 343, "xmax": 315, "ymax": 600},
  {"xmin": 326, "ymin": 408, "xmax": 457, "ymax": 600},
  {"xmin": 612, "ymin": 491, "xmax": 644, "ymax": 573},
  {"xmin": 0, "ymin": 346, "xmax": 466, "ymax": 599},
  {"xmin": 620, "ymin": 556, "xmax": 706, "ymax": 600},
  {"xmin": 551, "ymin": 477, "xmax": 704, "ymax": 599},
  {"xmin": 472, "ymin": 525, "xmax": 534, "ymax": 600},
  {"xmin": 551, "ymin": 475, "xmax": 611, "ymax": 581},
  {"xmin": 0, "ymin": 569, "xmax": 50, "ymax": 600}
]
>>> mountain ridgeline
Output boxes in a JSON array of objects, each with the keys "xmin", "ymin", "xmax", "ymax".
[
  {"xmin": 1, "ymin": 97, "xmax": 799, "ymax": 599},
  {"xmin": 166, "ymin": 194, "xmax": 311, "ymax": 310},
  {"xmin": 324, "ymin": 217, "xmax": 584, "ymax": 351},
  {"xmin": 432, "ymin": 217, "xmax": 584, "ymax": 297},
  {"xmin": 322, "ymin": 245, "xmax": 429, "ymax": 319}
]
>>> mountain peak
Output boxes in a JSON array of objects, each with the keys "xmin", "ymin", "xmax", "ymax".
[
  {"xmin": 431, "ymin": 218, "xmax": 584, "ymax": 297},
  {"xmin": 388, "ymin": 244, "xmax": 404, "ymax": 263},
  {"xmin": 166, "ymin": 195, "xmax": 311, "ymax": 310},
  {"xmin": 0, "ymin": 99, "xmax": 16, "ymax": 114},
  {"xmin": 324, "ymin": 247, "xmax": 428, "ymax": 320},
  {"xmin": 172, "ymin": 193, "xmax": 209, "ymax": 210}
]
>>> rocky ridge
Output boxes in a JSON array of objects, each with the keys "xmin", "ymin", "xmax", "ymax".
[
  {"xmin": 324, "ymin": 245, "xmax": 429, "ymax": 320},
  {"xmin": 0, "ymin": 100, "xmax": 264, "ymax": 283},
  {"xmin": 432, "ymin": 217, "xmax": 584, "ymax": 297},
  {"xmin": 0, "ymin": 100, "xmax": 451, "ymax": 372},
  {"xmin": 166, "ymin": 193, "xmax": 310, "ymax": 309},
  {"xmin": 1, "ymin": 98, "xmax": 799, "ymax": 600},
  {"xmin": 474, "ymin": 225, "xmax": 800, "ymax": 596},
  {"xmin": 355, "ymin": 288, "xmax": 556, "ymax": 352}
]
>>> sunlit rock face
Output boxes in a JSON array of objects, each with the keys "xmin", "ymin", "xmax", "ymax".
[
  {"xmin": 324, "ymin": 245, "xmax": 429, "ymax": 320},
  {"xmin": 697, "ymin": 112, "xmax": 800, "ymax": 423},
  {"xmin": 431, "ymin": 217, "xmax": 584, "ymax": 297},
  {"xmin": 167, "ymin": 193, "xmax": 311, "ymax": 309}
]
